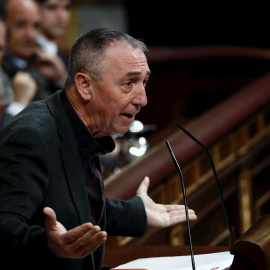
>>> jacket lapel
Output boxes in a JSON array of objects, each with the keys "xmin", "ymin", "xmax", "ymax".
[{"xmin": 46, "ymin": 91, "xmax": 90, "ymax": 224}]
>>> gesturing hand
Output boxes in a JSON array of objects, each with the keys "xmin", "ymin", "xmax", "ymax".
[
  {"xmin": 34, "ymin": 50, "xmax": 68, "ymax": 83},
  {"xmin": 12, "ymin": 71, "xmax": 37, "ymax": 106},
  {"xmin": 43, "ymin": 207, "xmax": 107, "ymax": 259},
  {"xmin": 136, "ymin": 177, "xmax": 197, "ymax": 229}
]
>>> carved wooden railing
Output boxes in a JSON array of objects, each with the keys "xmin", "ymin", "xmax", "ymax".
[
  {"xmin": 104, "ymin": 71, "xmax": 270, "ymax": 246},
  {"xmin": 138, "ymin": 46, "xmax": 270, "ymax": 131}
]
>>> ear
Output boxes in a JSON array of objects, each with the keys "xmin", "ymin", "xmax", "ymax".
[{"xmin": 74, "ymin": 72, "xmax": 92, "ymax": 101}]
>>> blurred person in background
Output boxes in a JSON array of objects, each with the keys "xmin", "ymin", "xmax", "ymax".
[
  {"xmin": 0, "ymin": 12, "xmax": 13, "ymax": 127},
  {"xmin": 36, "ymin": 0, "xmax": 71, "ymax": 67},
  {"xmin": 2, "ymin": 0, "xmax": 67, "ymax": 100},
  {"xmin": 34, "ymin": 0, "xmax": 70, "ymax": 91},
  {"xmin": 0, "ymin": 68, "xmax": 13, "ymax": 128},
  {"xmin": 0, "ymin": 15, "xmax": 36, "ymax": 127}
]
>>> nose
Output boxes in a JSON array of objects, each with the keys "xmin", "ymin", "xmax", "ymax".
[
  {"xmin": 132, "ymin": 85, "xmax": 148, "ymax": 108},
  {"xmin": 57, "ymin": 7, "xmax": 69, "ymax": 21},
  {"xmin": 26, "ymin": 26, "xmax": 39, "ymax": 40},
  {"xmin": 57, "ymin": 8, "xmax": 65, "ymax": 19}
]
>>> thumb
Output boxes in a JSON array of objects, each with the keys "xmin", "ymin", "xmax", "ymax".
[
  {"xmin": 136, "ymin": 176, "xmax": 150, "ymax": 196},
  {"xmin": 43, "ymin": 207, "xmax": 57, "ymax": 230}
]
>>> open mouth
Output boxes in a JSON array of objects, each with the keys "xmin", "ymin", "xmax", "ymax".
[{"xmin": 122, "ymin": 113, "xmax": 134, "ymax": 119}]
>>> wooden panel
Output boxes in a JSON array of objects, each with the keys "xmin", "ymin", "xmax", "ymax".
[
  {"xmin": 105, "ymin": 103, "xmax": 270, "ymax": 247},
  {"xmin": 105, "ymin": 69, "xmax": 270, "ymax": 247}
]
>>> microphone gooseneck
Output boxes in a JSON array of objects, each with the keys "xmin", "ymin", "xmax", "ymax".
[
  {"xmin": 177, "ymin": 123, "xmax": 234, "ymax": 245},
  {"xmin": 166, "ymin": 140, "xmax": 196, "ymax": 270}
]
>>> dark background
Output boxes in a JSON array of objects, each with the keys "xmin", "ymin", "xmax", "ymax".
[{"xmin": 123, "ymin": 1, "xmax": 269, "ymax": 48}]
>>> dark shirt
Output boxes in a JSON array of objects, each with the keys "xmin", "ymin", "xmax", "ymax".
[
  {"xmin": 60, "ymin": 90, "xmax": 116, "ymax": 269},
  {"xmin": 60, "ymin": 90, "xmax": 115, "ymax": 225}
]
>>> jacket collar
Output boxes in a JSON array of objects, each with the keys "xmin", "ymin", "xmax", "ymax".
[{"xmin": 46, "ymin": 90, "xmax": 91, "ymax": 224}]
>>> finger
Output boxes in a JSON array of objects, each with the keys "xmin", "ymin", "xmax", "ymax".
[
  {"xmin": 63, "ymin": 223, "xmax": 96, "ymax": 244},
  {"xmin": 136, "ymin": 176, "xmax": 150, "ymax": 195},
  {"xmin": 81, "ymin": 230, "xmax": 107, "ymax": 249},
  {"xmin": 43, "ymin": 207, "xmax": 57, "ymax": 230},
  {"xmin": 75, "ymin": 231, "xmax": 107, "ymax": 257},
  {"xmin": 164, "ymin": 205, "xmax": 197, "ymax": 216},
  {"xmin": 163, "ymin": 204, "xmax": 186, "ymax": 211},
  {"xmin": 166, "ymin": 207, "xmax": 197, "ymax": 217},
  {"xmin": 72, "ymin": 225, "xmax": 102, "ymax": 248},
  {"xmin": 170, "ymin": 210, "xmax": 197, "ymax": 221},
  {"xmin": 167, "ymin": 212, "xmax": 198, "ymax": 226}
]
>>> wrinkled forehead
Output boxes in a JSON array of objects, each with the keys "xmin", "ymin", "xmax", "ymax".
[
  {"xmin": 41, "ymin": 0, "xmax": 71, "ymax": 6},
  {"xmin": 94, "ymin": 42, "xmax": 150, "ymax": 80},
  {"xmin": 106, "ymin": 43, "xmax": 148, "ymax": 67}
]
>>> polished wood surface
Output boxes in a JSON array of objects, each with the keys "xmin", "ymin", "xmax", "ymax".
[
  {"xmin": 230, "ymin": 214, "xmax": 270, "ymax": 270},
  {"xmin": 103, "ymin": 245, "xmax": 230, "ymax": 268},
  {"xmin": 104, "ymin": 216, "xmax": 270, "ymax": 269},
  {"xmin": 105, "ymin": 71, "xmax": 270, "ymax": 200}
]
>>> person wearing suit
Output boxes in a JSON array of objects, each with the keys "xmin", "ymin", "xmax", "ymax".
[
  {"xmin": 1, "ymin": 0, "xmax": 51, "ymax": 100},
  {"xmin": 2, "ymin": 0, "xmax": 68, "ymax": 98},
  {"xmin": 34, "ymin": 0, "xmax": 71, "ymax": 93},
  {"xmin": 35, "ymin": 0, "xmax": 71, "ymax": 68},
  {"xmin": 0, "ymin": 16, "xmax": 37, "ymax": 127},
  {"xmin": 0, "ymin": 28, "xmax": 197, "ymax": 270}
]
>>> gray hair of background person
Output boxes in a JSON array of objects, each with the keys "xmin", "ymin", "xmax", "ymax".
[
  {"xmin": 64, "ymin": 27, "xmax": 148, "ymax": 88},
  {"xmin": 0, "ymin": 68, "xmax": 14, "ymax": 107}
]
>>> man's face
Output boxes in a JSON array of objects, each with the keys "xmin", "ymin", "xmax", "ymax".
[
  {"xmin": 88, "ymin": 43, "xmax": 150, "ymax": 138},
  {"xmin": 6, "ymin": 0, "xmax": 41, "ymax": 60},
  {"xmin": 40, "ymin": 0, "xmax": 71, "ymax": 40},
  {"xmin": 0, "ymin": 21, "xmax": 6, "ymax": 65}
]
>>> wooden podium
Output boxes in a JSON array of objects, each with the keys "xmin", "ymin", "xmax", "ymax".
[
  {"xmin": 103, "ymin": 245, "xmax": 229, "ymax": 268},
  {"xmin": 230, "ymin": 214, "xmax": 270, "ymax": 270},
  {"xmin": 103, "ymin": 215, "xmax": 270, "ymax": 269}
]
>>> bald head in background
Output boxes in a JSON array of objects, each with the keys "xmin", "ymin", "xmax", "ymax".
[{"xmin": 6, "ymin": 0, "xmax": 41, "ymax": 60}]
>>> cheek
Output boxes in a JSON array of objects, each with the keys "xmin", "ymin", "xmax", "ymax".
[
  {"xmin": 64, "ymin": 14, "xmax": 70, "ymax": 22},
  {"xmin": 103, "ymin": 103, "xmax": 118, "ymax": 118},
  {"xmin": 11, "ymin": 30, "xmax": 23, "ymax": 42},
  {"xmin": 42, "ymin": 16, "xmax": 51, "ymax": 25}
]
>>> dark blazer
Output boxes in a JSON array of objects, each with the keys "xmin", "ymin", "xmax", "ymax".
[
  {"xmin": 2, "ymin": 53, "xmax": 57, "ymax": 98},
  {"xmin": 0, "ymin": 91, "xmax": 147, "ymax": 270}
]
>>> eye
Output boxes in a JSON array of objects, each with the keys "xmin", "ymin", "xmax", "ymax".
[
  {"xmin": 15, "ymin": 20, "xmax": 26, "ymax": 29},
  {"xmin": 125, "ymin": 80, "xmax": 132, "ymax": 86},
  {"xmin": 143, "ymin": 78, "xmax": 149, "ymax": 87},
  {"xmin": 122, "ymin": 80, "xmax": 133, "ymax": 93},
  {"xmin": 34, "ymin": 22, "xmax": 41, "ymax": 31}
]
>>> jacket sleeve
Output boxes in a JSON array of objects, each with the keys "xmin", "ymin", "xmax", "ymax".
[
  {"xmin": 0, "ymin": 126, "xmax": 53, "ymax": 267},
  {"xmin": 105, "ymin": 196, "xmax": 147, "ymax": 237}
]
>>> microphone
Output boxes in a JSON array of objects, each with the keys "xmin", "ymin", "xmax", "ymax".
[
  {"xmin": 166, "ymin": 141, "xmax": 196, "ymax": 270},
  {"xmin": 176, "ymin": 123, "xmax": 234, "ymax": 245}
]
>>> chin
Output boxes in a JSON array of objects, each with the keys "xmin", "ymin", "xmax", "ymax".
[
  {"xmin": 114, "ymin": 127, "xmax": 130, "ymax": 135},
  {"xmin": 18, "ymin": 51, "xmax": 35, "ymax": 60}
]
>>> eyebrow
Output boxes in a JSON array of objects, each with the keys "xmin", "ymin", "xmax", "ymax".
[{"xmin": 125, "ymin": 70, "xmax": 151, "ymax": 77}]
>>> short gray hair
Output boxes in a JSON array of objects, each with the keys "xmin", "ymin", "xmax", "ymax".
[{"xmin": 64, "ymin": 28, "xmax": 148, "ymax": 88}]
